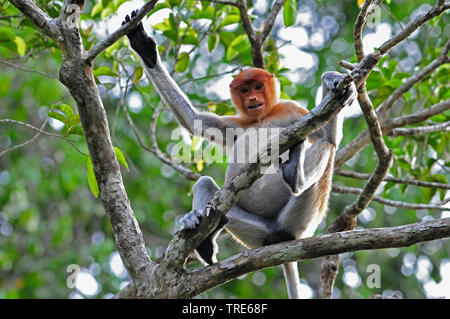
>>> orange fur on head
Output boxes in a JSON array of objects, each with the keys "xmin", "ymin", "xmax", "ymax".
[{"xmin": 230, "ymin": 68, "xmax": 280, "ymax": 119}]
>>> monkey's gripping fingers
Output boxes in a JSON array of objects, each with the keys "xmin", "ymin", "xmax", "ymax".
[
  {"xmin": 122, "ymin": 10, "xmax": 158, "ymax": 68},
  {"xmin": 322, "ymin": 71, "xmax": 356, "ymax": 107},
  {"xmin": 179, "ymin": 209, "xmax": 203, "ymax": 230}
]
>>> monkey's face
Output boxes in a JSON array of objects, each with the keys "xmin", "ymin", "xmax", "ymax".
[{"xmin": 237, "ymin": 80, "xmax": 266, "ymax": 117}]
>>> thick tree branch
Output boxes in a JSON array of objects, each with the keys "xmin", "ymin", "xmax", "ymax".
[
  {"xmin": 236, "ymin": 0, "xmax": 263, "ymax": 68},
  {"xmin": 184, "ymin": 218, "xmax": 450, "ymax": 297},
  {"xmin": 8, "ymin": 0, "xmax": 60, "ymax": 39}
]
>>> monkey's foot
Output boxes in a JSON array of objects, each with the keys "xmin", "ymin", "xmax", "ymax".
[
  {"xmin": 179, "ymin": 209, "xmax": 203, "ymax": 230},
  {"xmin": 122, "ymin": 10, "xmax": 157, "ymax": 68}
]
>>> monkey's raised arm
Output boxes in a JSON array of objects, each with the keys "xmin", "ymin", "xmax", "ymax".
[{"xmin": 123, "ymin": 12, "xmax": 233, "ymax": 139}]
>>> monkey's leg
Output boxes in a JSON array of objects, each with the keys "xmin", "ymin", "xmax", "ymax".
[
  {"xmin": 281, "ymin": 140, "xmax": 306, "ymax": 195},
  {"xmin": 179, "ymin": 176, "xmax": 228, "ymax": 265},
  {"xmin": 281, "ymin": 138, "xmax": 334, "ymax": 196}
]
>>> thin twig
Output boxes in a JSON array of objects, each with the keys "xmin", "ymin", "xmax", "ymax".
[
  {"xmin": 336, "ymin": 169, "xmax": 450, "ymax": 190},
  {"xmin": 339, "ymin": 60, "xmax": 355, "ymax": 70},
  {"xmin": 0, "ymin": 118, "xmax": 48, "ymax": 157},
  {"xmin": 378, "ymin": 1, "xmax": 450, "ymax": 55},
  {"xmin": 332, "ymin": 184, "xmax": 450, "ymax": 211},
  {"xmin": 389, "ymin": 121, "xmax": 450, "ymax": 136},
  {"xmin": 260, "ymin": 0, "xmax": 286, "ymax": 43},
  {"xmin": 0, "ymin": 118, "xmax": 88, "ymax": 156},
  {"xmin": 0, "ymin": 59, "xmax": 57, "ymax": 78},
  {"xmin": 201, "ymin": 0, "xmax": 238, "ymax": 6},
  {"xmin": 354, "ymin": 0, "xmax": 375, "ymax": 61}
]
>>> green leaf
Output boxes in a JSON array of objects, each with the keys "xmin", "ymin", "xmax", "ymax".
[
  {"xmin": 100, "ymin": 7, "xmax": 114, "ymax": 19},
  {"xmin": 226, "ymin": 46, "xmax": 238, "ymax": 61},
  {"xmin": 221, "ymin": 14, "xmax": 240, "ymax": 27},
  {"xmin": 133, "ymin": 66, "xmax": 144, "ymax": 84},
  {"xmin": 176, "ymin": 52, "xmax": 190, "ymax": 73},
  {"xmin": 0, "ymin": 27, "xmax": 15, "ymax": 41},
  {"xmin": 230, "ymin": 34, "xmax": 249, "ymax": 52},
  {"xmin": 52, "ymin": 104, "xmax": 73, "ymax": 118},
  {"xmin": 102, "ymin": 83, "xmax": 116, "ymax": 91},
  {"xmin": 13, "ymin": 36, "xmax": 26, "ymax": 56},
  {"xmin": 48, "ymin": 111, "xmax": 67, "ymax": 124},
  {"xmin": 86, "ymin": 157, "xmax": 99, "ymax": 198},
  {"xmin": 148, "ymin": 3, "xmax": 170, "ymax": 17},
  {"xmin": 67, "ymin": 125, "xmax": 84, "ymax": 136},
  {"xmin": 283, "ymin": 0, "xmax": 297, "ymax": 27},
  {"xmin": 93, "ymin": 66, "xmax": 119, "ymax": 77},
  {"xmin": 68, "ymin": 114, "xmax": 80, "ymax": 127},
  {"xmin": 114, "ymin": 146, "xmax": 129, "ymax": 170},
  {"xmin": 384, "ymin": 79, "xmax": 403, "ymax": 89},
  {"xmin": 366, "ymin": 71, "xmax": 382, "ymax": 91},
  {"xmin": 208, "ymin": 34, "xmax": 219, "ymax": 52},
  {"xmin": 91, "ymin": 1, "xmax": 103, "ymax": 17}
]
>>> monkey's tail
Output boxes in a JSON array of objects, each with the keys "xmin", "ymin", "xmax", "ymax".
[{"xmin": 282, "ymin": 262, "xmax": 301, "ymax": 299}]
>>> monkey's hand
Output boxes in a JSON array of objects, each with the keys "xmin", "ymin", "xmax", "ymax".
[
  {"xmin": 122, "ymin": 10, "xmax": 158, "ymax": 68},
  {"xmin": 322, "ymin": 71, "xmax": 356, "ymax": 107},
  {"xmin": 179, "ymin": 206, "xmax": 228, "ymax": 265},
  {"xmin": 281, "ymin": 139, "xmax": 306, "ymax": 196}
]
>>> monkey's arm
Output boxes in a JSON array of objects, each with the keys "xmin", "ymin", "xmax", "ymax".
[{"xmin": 123, "ymin": 12, "xmax": 231, "ymax": 138}]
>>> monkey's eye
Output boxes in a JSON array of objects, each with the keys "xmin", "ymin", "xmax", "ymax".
[
  {"xmin": 254, "ymin": 83, "xmax": 263, "ymax": 90},
  {"xmin": 240, "ymin": 87, "xmax": 249, "ymax": 94}
]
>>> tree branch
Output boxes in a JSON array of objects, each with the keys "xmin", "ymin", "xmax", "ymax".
[
  {"xmin": 319, "ymin": 81, "xmax": 392, "ymax": 298},
  {"xmin": 336, "ymin": 169, "xmax": 450, "ymax": 190},
  {"xmin": 86, "ymin": 0, "xmax": 159, "ymax": 63},
  {"xmin": 185, "ymin": 218, "xmax": 450, "ymax": 297},
  {"xmin": 8, "ymin": 0, "xmax": 60, "ymax": 39},
  {"xmin": 378, "ymin": 1, "xmax": 450, "ymax": 55},
  {"xmin": 353, "ymin": 0, "xmax": 375, "ymax": 61},
  {"xmin": 0, "ymin": 118, "xmax": 48, "ymax": 157},
  {"xmin": 0, "ymin": 118, "xmax": 88, "ymax": 156},
  {"xmin": 332, "ymin": 184, "xmax": 450, "ymax": 211},
  {"xmin": 0, "ymin": 59, "xmax": 57, "ymax": 78},
  {"xmin": 385, "ymin": 99, "xmax": 450, "ymax": 129},
  {"xmin": 260, "ymin": 0, "xmax": 286, "ymax": 43},
  {"xmin": 389, "ymin": 121, "xmax": 450, "ymax": 137},
  {"xmin": 236, "ymin": 0, "xmax": 264, "ymax": 68}
]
